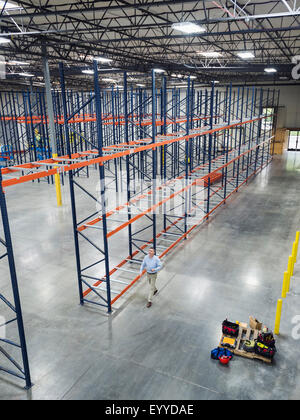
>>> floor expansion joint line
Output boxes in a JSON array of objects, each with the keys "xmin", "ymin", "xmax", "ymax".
[{"xmin": 90, "ymin": 350, "xmax": 221, "ymax": 398}]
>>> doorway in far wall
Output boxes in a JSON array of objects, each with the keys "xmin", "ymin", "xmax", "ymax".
[
  {"xmin": 262, "ymin": 108, "xmax": 276, "ymax": 133},
  {"xmin": 288, "ymin": 130, "xmax": 300, "ymax": 151}
]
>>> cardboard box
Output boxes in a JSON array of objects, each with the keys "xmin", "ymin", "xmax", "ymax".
[
  {"xmin": 275, "ymin": 128, "xmax": 289, "ymax": 144},
  {"xmin": 272, "ymin": 142, "xmax": 284, "ymax": 155},
  {"xmin": 249, "ymin": 316, "xmax": 262, "ymax": 331}
]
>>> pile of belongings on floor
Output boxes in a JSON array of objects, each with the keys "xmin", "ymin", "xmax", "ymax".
[
  {"xmin": 243, "ymin": 330, "xmax": 277, "ymax": 359},
  {"xmin": 211, "ymin": 319, "xmax": 277, "ymax": 366},
  {"xmin": 211, "ymin": 346, "xmax": 233, "ymax": 365}
]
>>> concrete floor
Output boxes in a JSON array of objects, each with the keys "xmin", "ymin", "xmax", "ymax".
[{"xmin": 0, "ymin": 152, "xmax": 300, "ymax": 400}]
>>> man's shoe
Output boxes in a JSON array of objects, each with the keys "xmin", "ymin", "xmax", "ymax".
[
  {"xmin": 154, "ymin": 289, "xmax": 158, "ymax": 296},
  {"xmin": 147, "ymin": 302, "xmax": 152, "ymax": 308}
]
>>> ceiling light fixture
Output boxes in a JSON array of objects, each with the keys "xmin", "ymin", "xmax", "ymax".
[
  {"xmin": 0, "ymin": 1, "xmax": 22, "ymax": 10},
  {"xmin": 0, "ymin": 37, "xmax": 11, "ymax": 44},
  {"xmin": 102, "ymin": 78, "xmax": 116, "ymax": 82},
  {"xmin": 82, "ymin": 69, "xmax": 94, "ymax": 75},
  {"xmin": 237, "ymin": 52, "xmax": 255, "ymax": 59},
  {"xmin": 153, "ymin": 68, "xmax": 165, "ymax": 73},
  {"xmin": 198, "ymin": 51, "xmax": 222, "ymax": 58},
  {"xmin": 94, "ymin": 57, "xmax": 113, "ymax": 63},
  {"xmin": 264, "ymin": 68, "xmax": 277, "ymax": 73},
  {"xmin": 172, "ymin": 22, "xmax": 206, "ymax": 34},
  {"xmin": 8, "ymin": 60, "xmax": 30, "ymax": 66},
  {"xmin": 18, "ymin": 72, "xmax": 34, "ymax": 77}
]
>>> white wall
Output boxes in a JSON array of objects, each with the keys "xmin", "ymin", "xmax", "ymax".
[{"xmin": 277, "ymin": 85, "xmax": 300, "ymax": 129}]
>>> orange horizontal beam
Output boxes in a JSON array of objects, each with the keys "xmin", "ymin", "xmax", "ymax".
[
  {"xmin": 13, "ymin": 115, "xmax": 212, "ymax": 126},
  {"xmin": 109, "ymin": 156, "xmax": 272, "ymax": 305},
  {"xmin": 1, "ymin": 116, "xmax": 269, "ymax": 189},
  {"xmin": 77, "ymin": 149, "xmax": 231, "ymax": 233},
  {"xmin": 84, "ymin": 215, "xmax": 183, "ymax": 300},
  {"xmin": 3, "ymin": 113, "xmax": 216, "ymax": 124},
  {"xmin": 105, "ymin": 136, "xmax": 272, "ymax": 239}
]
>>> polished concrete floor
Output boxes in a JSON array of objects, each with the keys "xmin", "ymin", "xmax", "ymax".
[{"xmin": 0, "ymin": 152, "xmax": 300, "ymax": 400}]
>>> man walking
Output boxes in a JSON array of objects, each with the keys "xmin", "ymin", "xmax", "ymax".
[{"xmin": 140, "ymin": 247, "xmax": 162, "ymax": 308}]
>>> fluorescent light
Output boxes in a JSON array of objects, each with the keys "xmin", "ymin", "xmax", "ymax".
[
  {"xmin": 237, "ymin": 52, "xmax": 255, "ymax": 59},
  {"xmin": 264, "ymin": 68, "xmax": 277, "ymax": 73},
  {"xmin": 8, "ymin": 60, "xmax": 30, "ymax": 66},
  {"xmin": 137, "ymin": 84, "xmax": 145, "ymax": 87},
  {"xmin": 172, "ymin": 22, "xmax": 206, "ymax": 34},
  {"xmin": 171, "ymin": 73, "xmax": 183, "ymax": 78},
  {"xmin": 82, "ymin": 69, "xmax": 94, "ymax": 74},
  {"xmin": 190, "ymin": 76, "xmax": 197, "ymax": 80},
  {"xmin": 0, "ymin": 1, "xmax": 21, "ymax": 10},
  {"xmin": 102, "ymin": 78, "xmax": 115, "ymax": 82},
  {"xmin": 198, "ymin": 51, "xmax": 222, "ymax": 58},
  {"xmin": 153, "ymin": 68, "xmax": 165, "ymax": 73},
  {"xmin": 0, "ymin": 37, "xmax": 11, "ymax": 44},
  {"xmin": 212, "ymin": 80, "xmax": 220, "ymax": 84},
  {"xmin": 94, "ymin": 57, "xmax": 113, "ymax": 63},
  {"xmin": 18, "ymin": 73, "xmax": 34, "ymax": 77}
]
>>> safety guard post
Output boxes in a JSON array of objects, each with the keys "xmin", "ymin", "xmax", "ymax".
[
  {"xmin": 52, "ymin": 153, "xmax": 62, "ymax": 207},
  {"xmin": 287, "ymin": 255, "xmax": 294, "ymax": 292},
  {"xmin": 292, "ymin": 242, "xmax": 297, "ymax": 265},
  {"xmin": 274, "ymin": 299, "xmax": 283, "ymax": 335},
  {"xmin": 281, "ymin": 271, "xmax": 289, "ymax": 298},
  {"xmin": 291, "ymin": 253, "xmax": 295, "ymax": 277},
  {"xmin": 294, "ymin": 232, "xmax": 300, "ymax": 266}
]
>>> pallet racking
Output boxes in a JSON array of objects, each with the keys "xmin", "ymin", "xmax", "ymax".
[{"xmin": 0, "ymin": 61, "xmax": 279, "ymax": 388}]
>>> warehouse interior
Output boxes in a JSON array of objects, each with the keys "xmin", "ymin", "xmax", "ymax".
[{"xmin": 0, "ymin": 0, "xmax": 300, "ymax": 401}]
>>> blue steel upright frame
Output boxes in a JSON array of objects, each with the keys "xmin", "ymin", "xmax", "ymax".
[
  {"xmin": 0, "ymin": 169, "xmax": 31, "ymax": 389},
  {"xmin": 59, "ymin": 61, "xmax": 113, "ymax": 312},
  {"xmin": 0, "ymin": 72, "xmax": 280, "ymax": 388}
]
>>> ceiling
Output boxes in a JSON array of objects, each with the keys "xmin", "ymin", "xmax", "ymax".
[{"xmin": 0, "ymin": 0, "xmax": 300, "ymax": 89}]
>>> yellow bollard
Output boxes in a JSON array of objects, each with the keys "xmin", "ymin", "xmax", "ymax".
[
  {"xmin": 292, "ymin": 242, "xmax": 297, "ymax": 264},
  {"xmin": 295, "ymin": 232, "xmax": 299, "ymax": 261},
  {"xmin": 290, "ymin": 254, "xmax": 295, "ymax": 276},
  {"xmin": 291, "ymin": 254, "xmax": 295, "ymax": 277},
  {"xmin": 287, "ymin": 256, "xmax": 293, "ymax": 292},
  {"xmin": 55, "ymin": 173, "xmax": 62, "ymax": 207},
  {"xmin": 281, "ymin": 271, "xmax": 289, "ymax": 298},
  {"xmin": 53, "ymin": 153, "xmax": 62, "ymax": 207},
  {"xmin": 274, "ymin": 299, "xmax": 283, "ymax": 335}
]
